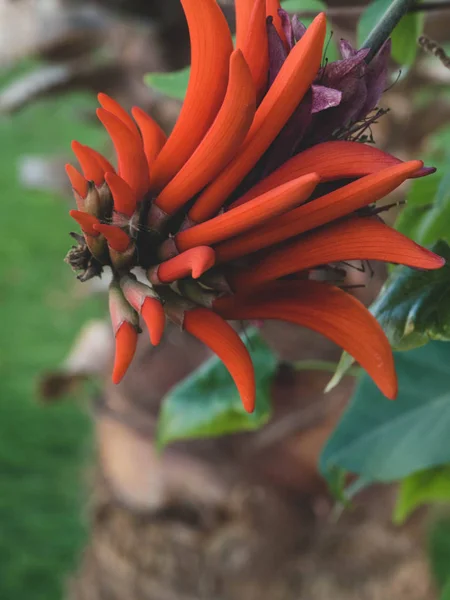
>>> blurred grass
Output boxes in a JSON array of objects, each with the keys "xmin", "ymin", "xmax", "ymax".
[{"xmin": 0, "ymin": 69, "xmax": 108, "ymax": 600}]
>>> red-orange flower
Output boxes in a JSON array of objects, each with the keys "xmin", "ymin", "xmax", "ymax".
[{"xmin": 65, "ymin": 0, "xmax": 444, "ymax": 413}]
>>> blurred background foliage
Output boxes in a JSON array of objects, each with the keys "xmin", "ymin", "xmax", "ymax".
[{"xmin": 2, "ymin": 0, "xmax": 450, "ymax": 598}]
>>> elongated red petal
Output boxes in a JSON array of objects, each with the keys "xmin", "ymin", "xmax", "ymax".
[
  {"xmin": 230, "ymin": 141, "xmax": 410, "ymax": 209},
  {"xmin": 85, "ymin": 147, "xmax": 116, "ymax": 176},
  {"xmin": 131, "ymin": 106, "xmax": 167, "ymax": 172},
  {"xmin": 112, "ymin": 322, "xmax": 137, "ymax": 384},
  {"xmin": 266, "ymin": 0, "xmax": 288, "ymax": 48},
  {"xmin": 141, "ymin": 297, "xmax": 165, "ymax": 346},
  {"xmin": 98, "ymin": 93, "xmax": 140, "ymax": 139},
  {"xmin": 171, "ymin": 173, "xmax": 319, "ymax": 255},
  {"xmin": 229, "ymin": 217, "xmax": 445, "ymax": 290},
  {"xmin": 215, "ymin": 160, "xmax": 423, "ymax": 263},
  {"xmin": 69, "ymin": 209, "xmax": 100, "ymax": 235},
  {"xmin": 71, "ymin": 141, "xmax": 105, "ymax": 186},
  {"xmin": 240, "ymin": 0, "xmax": 269, "ymax": 101},
  {"xmin": 65, "ymin": 164, "xmax": 88, "ymax": 199},
  {"xmin": 93, "ymin": 223, "xmax": 130, "ymax": 252},
  {"xmin": 97, "ymin": 108, "xmax": 149, "ymax": 199},
  {"xmin": 214, "ymin": 280, "xmax": 397, "ymax": 399},
  {"xmin": 152, "ymin": 247, "xmax": 216, "ymax": 284},
  {"xmin": 235, "ymin": 0, "xmax": 255, "ymax": 49},
  {"xmin": 183, "ymin": 308, "xmax": 256, "ymax": 412},
  {"xmin": 105, "ymin": 172, "xmax": 137, "ymax": 217},
  {"xmin": 157, "ymin": 50, "xmax": 256, "ymax": 216},
  {"xmin": 149, "ymin": 0, "xmax": 233, "ymax": 192},
  {"xmin": 189, "ymin": 12, "xmax": 326, "ymax": 222}
]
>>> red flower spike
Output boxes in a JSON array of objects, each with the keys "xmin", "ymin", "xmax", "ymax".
[
  {"xmin": 105, "ymin": 172, "xmax": 137, "ymax": 217},
  {"xmin": 172, "ymin": 173, "xmax": 319, "ymax": 254},
  {"xmin": 266, "ymin": 0, "xmax": 288, "ymax": 48},
  {"xmin": 149, "ymin": 0, "xmax": 233, "ymax": 193},
  {"xmin": 230, "ymin": 140, "xmax": 411, "ymax": 209},
  {"xmin": 85, "ymin": 146, "xmax": 116, "ymax": 176},
  {"xmin": 150, "ymin": 247, "xmax": 216, "ymax": 284},
  {"xmin": 183, "ymin": 308, "xmax": 256, "ymax": 412},
  {"xmin": 141, "ymin": 297, "xmax": 166, "ymax": 346},
  {"xmin": 229, "ymin": 217, "xmax": 446, "ymax": 291},
  {"xmin": 215, "ymin": 160, "xmax": 423, "ymax": 264},
  {"xmin": 131, "ymin": 106, "xmax": 167, "ymax": 172},
  {"xmin": 98, "ymin": 93, "xmax": 140, "ymax": 140},
  {"xmin": 93, "ymin": 223, "xmax": 130, "ymax": 253},
  {"xmin": 235, "ymin": 0, "xmax": 255, "ymax": 49},
  {"xmin": 213, "ymin": 280, "xmax": 397, "ymax": 400},
  {"xmin": 188, "ymin": 12, "xmax": 326, "ymax": 223},
  {"xmin": 96, "ymin": 108, "xmax": 149, "ymax": 200},
  {"xmin": 71, "ymin": 141, "xmax": 105, "ymax": 186},
  {"xmin": 112, "ymin": 322, "xmax": 138, "ymax": 384},
  {"xmin": 240, "ymin": 0, "xmax": 269, "ymax": 101},
  {"xmin": 69, "ymin": 210, "xmax": 100, "ymax": 236},
  {"xmin": 157, "ymin": 50, "xmax": 256, "ymax": 217},
  {"xmin": 65, "ymin": 164, "xmax": 88, "ymax": 199}
]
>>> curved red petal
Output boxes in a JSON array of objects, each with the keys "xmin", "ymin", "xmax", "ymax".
[
  {"xmin": 157, "ymin": 49, "xmax": 256, "ymax": 217},
  {"xmin": 98, "ymin": 93, "xmax": 140, "ymax": 139},
  {"xmin": 189, "ymin": 12, "xmax": 326, "ymax": 222},
  {"xmin": 266, "ymin": 0, "xmax": 288, "ymax": 48},
  {"xmin": 131, "ymin": 106, "xmax": 167, "ymax": 172},
  {"xmin": 214, "ymin": 280, "xmax": 397, "ymax": 399},
  {"xmin": 240, "ymin": 0, "xmax": 269, "ymax": 101},
  {"xmin": 149, "ymin": 0, "xmax": 233, "ymax": 192},
  {"xmin": 230, "ymin": 140, "xmax": 408, "ymax": 208},
  {"xmin": 93, "ymin": 223, "xmax": 130, "ymax": 252},
  {"xmin": 97, "ymin": 108, "xmax": 149, "ymax": 200},
  {"xmin": 173, "ymin": 173, "xmax": 318, "ymax": 254},
  {"xmin": 85, "ymin": 147, "xmax": 116, "ymax": 176},
  {"xmin": 71, "ymin": 141, "xmax": 105, "ymax": 186},
  {"xmin": 141, "ymin": 297, "xmax": 166, "ymax": 346},
  {"xmin": 112, "ymin": 321, "xmax": 138, "ymax": 384},
  {"xmin": 229, "ymin": 217, "xmax": 445, "ymax": 290},
  {"xmin": 105, "ymin": 172, "xmax": 137, "ymax": 217},
  {"xmin": 183, "ymin": 308, "xmax": 256, "ymax": 412},
  {"xmin": 156, "ymin": 247, "xmax": 216, "ymax": 283},
  {"xmin": 235, "ymin": 0, "xmax": 255, "ymax": 49},
  {"xmin": 69, "ymin": 209, "xmax": 100, "ymax": 235},
  {"xmin": 65, "ymin": 164, "xmax": 88, "ymax": 199},
  {"xmin": 215, "ymin": 160, "xmax": 424, "ymax": 264}
]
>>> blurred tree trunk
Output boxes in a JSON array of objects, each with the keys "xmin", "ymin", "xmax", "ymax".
[{"xmin": 67, "ymin": 322, "xmax": 435, "ymax": 600}]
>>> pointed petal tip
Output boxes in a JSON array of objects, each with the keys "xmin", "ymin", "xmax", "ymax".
[
  {"xmin": 69, "ymin": 209, "xmax": 99, "ymax": 235},
  {"xmin": 184, "ymin": 308, "xmax": 255, "ymax": 413},
  {"xmin": 65, "ymin": 164, "xmax": 88, "ymax": 198},
  {"xmin": 141, "ymin": 297, "xmax": 165, "ymax": 346},
  {"xmin": 112, "ymin": 321, "xmax": 138, "ymax": 384},
  {"xmin": 93, "ymin": 223, "xmax": 130, "ymax": 252},
  {"xmin": 412, "ymin": 165, "xmax": 437, "ymax": 178}
]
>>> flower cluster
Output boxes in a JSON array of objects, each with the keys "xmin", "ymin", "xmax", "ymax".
[{"xmin": 66, "ymin": 0, "xmax": 444, "ymax": 413}]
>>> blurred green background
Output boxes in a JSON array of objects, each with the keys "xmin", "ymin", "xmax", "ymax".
[{"xmin": 0, "ymin": 65, "xmax": 107, "ymax": 600}]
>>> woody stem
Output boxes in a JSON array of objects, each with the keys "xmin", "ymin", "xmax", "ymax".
[{"xmin": 361, "ymin": 0, "xmax": 416, "ymax": 62}]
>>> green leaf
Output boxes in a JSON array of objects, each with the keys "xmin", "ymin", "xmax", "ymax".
[
  {"xmin": 281, "ymin": 0, "xmax": 338, "ymax": 62},
  {"xmin": 428, "ymin": 514, "xmax": 450, "ymax": 590},
  {"xmin": 370, "ymin": 241, "xmax": 450, "ymax": 351},
  {"xmin": 357, "ymin": 0, "xmax": 424, "ymax": 66},
  {"xmin": 157, "ymin": 330, "xmax": 277, "ymax": 449},
  {"xmin": 417, "ymin": 168, "xmax": 450, "ymax": 246},
  {"xmin": 320, "ymin": 340, "xmax": 450, "ymax": 483},
  {"xmin": 144, "ymin": 66, "xmax": 191, "ymax": 101},
  {"xmin": 394, "ymin": 466, "xmax": 450, "ymax": 524}
]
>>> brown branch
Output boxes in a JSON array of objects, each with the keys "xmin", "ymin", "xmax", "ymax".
[{"xmin": 295, "ymin": 1, "xmax": 450, "ymax": 19}]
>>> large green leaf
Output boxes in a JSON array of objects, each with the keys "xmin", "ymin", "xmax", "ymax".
[
  {"xmin": 357, "ymin": 0, "xmax": 424, "ymax": 66},
  {"xmin": 157, "ymin": 330, "xmax": 276, "ymax": 449},
  {"xmin": 394, "ymin": 466, "xmax": 450, "ymax": 524},
  {"xmin": 320, "ymin": 340, "xmax": 450, "ymax": 483},
  {"xmin": 144, "ymin": 66, "xmax": 190, "ymax": 101},
  {"xmin": 370, "ymin": 241, "xmax": 450, "ymax": 350}
]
